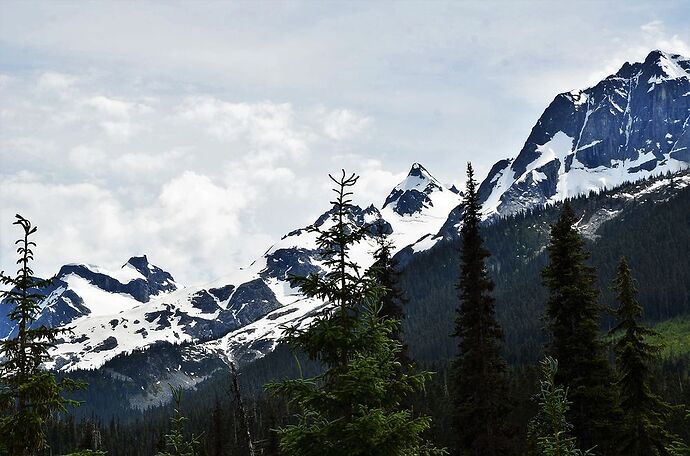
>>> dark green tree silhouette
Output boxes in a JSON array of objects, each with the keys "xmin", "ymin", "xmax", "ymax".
[
  {"xmin": 542, "ymin": 202, "xmax": 619, "ymax": 453},
  {"xmin": 611, "ymin": 258, "xmax": 689, "ymax": 455},
  {"xmin": 451, "ymin": 163, "xmax": 512, "ymax": 455},
  {"xmin": 0, "ymin": 214, "xmax": 83, "ymax": 456},
  {"xmin": 267, "ymin": 170, "xmax": 444, "ymax": 456}
]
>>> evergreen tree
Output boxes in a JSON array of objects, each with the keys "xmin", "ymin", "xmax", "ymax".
[
  {"xmin": 611, "ymin": 257, "xmax": 689, "ymax": 455},
  {"xmin": 267, "ymin": 170, "xmax": 444, "ymax": 456},
  {"xmin": 541, "ymin": 202, "xmax": 619, "ymax": 453},
  {"xmin": 156, "ymin": 387, "xmax": 200, "ymax": 456},
  {"xmin": 0, "ymin": 214, "xmax": 83, "ymax": 456},
  {"xmin": 371, "ymin": 226, "xmax": 411, "ymax": 365},
  {"xmin": 451, "ymin": 163, "xmax": 512, "ymax": 455},
  {"xmin": 528, "ymin": 357, "xmax": 592, "ymax": 456},
  {"xmin": 209, "ymin": 397, "xmax": 225, "ymax": 456}
]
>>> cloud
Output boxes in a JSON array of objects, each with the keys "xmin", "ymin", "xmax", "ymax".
[
  {"xmin": 36, "ymin": 71, "xmax": 77, "ymax": 92},
  {"xmin": 322, "ymin": 109, "xmax": 372, "ymax": 141},
  {"xmin": 0, "ymin": 71, "xmax": 388, "ymax": 283}
]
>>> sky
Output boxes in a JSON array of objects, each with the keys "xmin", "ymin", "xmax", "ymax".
[{"xmin": 1, "ymin": 0, "xmax": 689, "ymax": 285}]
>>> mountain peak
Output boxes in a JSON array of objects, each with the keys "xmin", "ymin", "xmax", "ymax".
[
  {"xmin": 407, "ymin": 162, "xmax": 431, "ymax": 177},
  {"xmin": 477, "ymin": 49, "xmax": 690, "ymax": 218},
  {"xmin": 125, "ymin": 255, "xmax": 151, "ymax": 275},
  {"xmin": 642, "ymin": 49, "xmax": 689, "ymax": 83},
  {"xmin": 395, "ymin": 163, "xmax": 442, "ymax": 192},
  {"xmin": 382, "ymin": 163, "xmax": 446, "ymax": 216}
]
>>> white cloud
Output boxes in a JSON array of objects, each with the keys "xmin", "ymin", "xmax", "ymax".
[
  {"xmin": 0, "ymin": 71, "xmax": 388, "ymax": 283},
  {"xmin": 322, "ymin": 109, "xmax": 372, "ymax": 140},
  {"xmin": 36, "ymin": 71, "xmax": 77, "ymax": 92}
]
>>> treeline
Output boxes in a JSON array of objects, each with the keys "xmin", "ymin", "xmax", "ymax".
[{"xmin": 3, "ymin": 169, "xmax": 690, "ymax": 455}]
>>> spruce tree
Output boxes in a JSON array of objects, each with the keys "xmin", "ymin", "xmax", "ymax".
[
  {"xmin": 528, "ymin": 357, "xmax": 592, "ymax": 456},
  {"xmin": 451, "ymin": 163, "xmax": 512, "ymax": 455},
  {"xmin": 156, "ymin": 387, "xmax": 200, "ymax": 456},
  {"xmin": 541, "ymin": 201, "xmax": 618, "ymax": 453},
  {"xmin": 267, "ymin": 170, "xmax": 444, "ymax": 456},
  {"xmin": 0, "ymin": 214, "xmax": 83, "ymax": 456},
  {"xmin": 611, "ymin": 257, "xmax": 688, "ymax": 455}
]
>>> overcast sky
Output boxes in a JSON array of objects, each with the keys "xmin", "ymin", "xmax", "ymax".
[{"xmin": 1, "ymin": 0, "xmax": 689, "ymax": 285}]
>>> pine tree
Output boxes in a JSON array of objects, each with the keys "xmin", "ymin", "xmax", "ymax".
[
  {"xmin": 451, "ymin": 163, "xmax": 512, "ymax": 455},
  {"xmin": 0, "ymin": 214, "xmax": 83, "ymax": 456},
  {"xmin": 541, "ymin": 201, "xmax": 619, "ymax": 453},
  {"xmin": 156, "ymin": 387, "xmax": 200, "ymax": 456},
  {"xmin": 267, "ymin": 170, "xmax": 444, "ymax": 456},
  {"xmin": 528, "ymin": 357, "xmax": 592, "ymax": 456},
  {"xmin": 611, "ymin": 257, "xmax": 689, "ymax": 455}
]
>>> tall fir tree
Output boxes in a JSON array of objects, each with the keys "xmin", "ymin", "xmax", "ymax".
[
  {"xmin": 541, "ymin": 201, "xmax": 619, "ymax": 454},
  {"xmin": 0, "ymin": 214, "xmax": 83, "ymax": 456},
  {"xmin": 267, "ymin": 170, "xmax": 444, "ymax": 456},
  {"xmin": 611, "ymin": 257, "xmax": 688, "ymax": 455},
  {"xmin": 451, "ymin": 163, "xmax": 512, "ymax": 456}
]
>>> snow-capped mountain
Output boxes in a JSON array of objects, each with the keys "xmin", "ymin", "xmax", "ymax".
[
  {"xmin": 0, "ymin": 163, "xmax": 461, "ymax": 371},
  {"xmin": 478, "ymin": 49, "xmax": 690, "ymax": 218},
  {"xmin": 0, "ymin": 256, "xmax": 176, "ymax": 340},
  {"xmin": 2, "ymin": 50, "xmax": 689, "ymax": 377}
]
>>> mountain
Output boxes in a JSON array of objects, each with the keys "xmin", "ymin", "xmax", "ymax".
[
  {"xmin": 2, "ymin": 50, "xmax": 689, "ymax": 407},
  {"xmin": 0, "ymin": 163, "xmax": 461, "ymax": 371},
  {"xmin": 0, "ymin": 256, "xmax": 176, "ymax": 340},
  {"xmin": 477, "ymin": 49, "xmax": 690, "ymax": 218}
]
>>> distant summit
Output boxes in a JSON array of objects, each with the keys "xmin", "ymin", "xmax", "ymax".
[
  {"xmin": 383, "ymin": 163, "xmax": 448, "ymax": 216},
  {"xmin": 477, "ymin": 49, "xmax": 690, "ymax": 217}
]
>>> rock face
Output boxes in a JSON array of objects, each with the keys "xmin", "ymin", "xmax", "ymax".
[
  {"xmin": 479, "ymin": 50, "xmax": 690, "ymax": 217},
  {"xmin": 383, "ymin": 163, "xmax": 446, "ymax": 215}
]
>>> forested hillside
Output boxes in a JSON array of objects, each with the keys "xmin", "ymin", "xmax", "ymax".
[{"xmin": 402, "ymin": 171, "xmax": 690, "ymax": 364}]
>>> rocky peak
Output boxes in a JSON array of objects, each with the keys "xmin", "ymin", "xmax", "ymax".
[
  {"xmin": 125, "ymin": 255, "xmax": 152, "ymax": 277},
  {"xmin": 382, "ymin": 163, "xmax": 445, "ymax": 216}
]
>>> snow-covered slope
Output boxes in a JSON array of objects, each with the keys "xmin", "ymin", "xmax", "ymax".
[{"xmin": 478, "ymin": 50, "xmax": 690, "ymax": 218}]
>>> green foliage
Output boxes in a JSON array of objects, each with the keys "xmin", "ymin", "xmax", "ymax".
[
  {"xmin": 611, "ymin": 258, "xmax": 689, "ymax": 455},
  {"xmin": 267, "ymin": 170, "xmax": 444, "ymax": 456},
  {"xmin": 451, "ymin": 163, "xmax": 513, "ymax": 455},
  {"xmin": 541, "ymin": 202, "xmax": 619, "ymax": 452},
  {"xmin": 528, "ymin": 357, "xmax": 592, "ymax": 456},
  {"xmin": 156, "ymin": 387, "xmax": 201, "ymax": 456},
  {"xmin": 0, "ymin": 215, "xmax": 84, "ymax": 456},
  {"xmin": 653, "ymin": 317, "xmax": 690, "ymax": 360}
]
